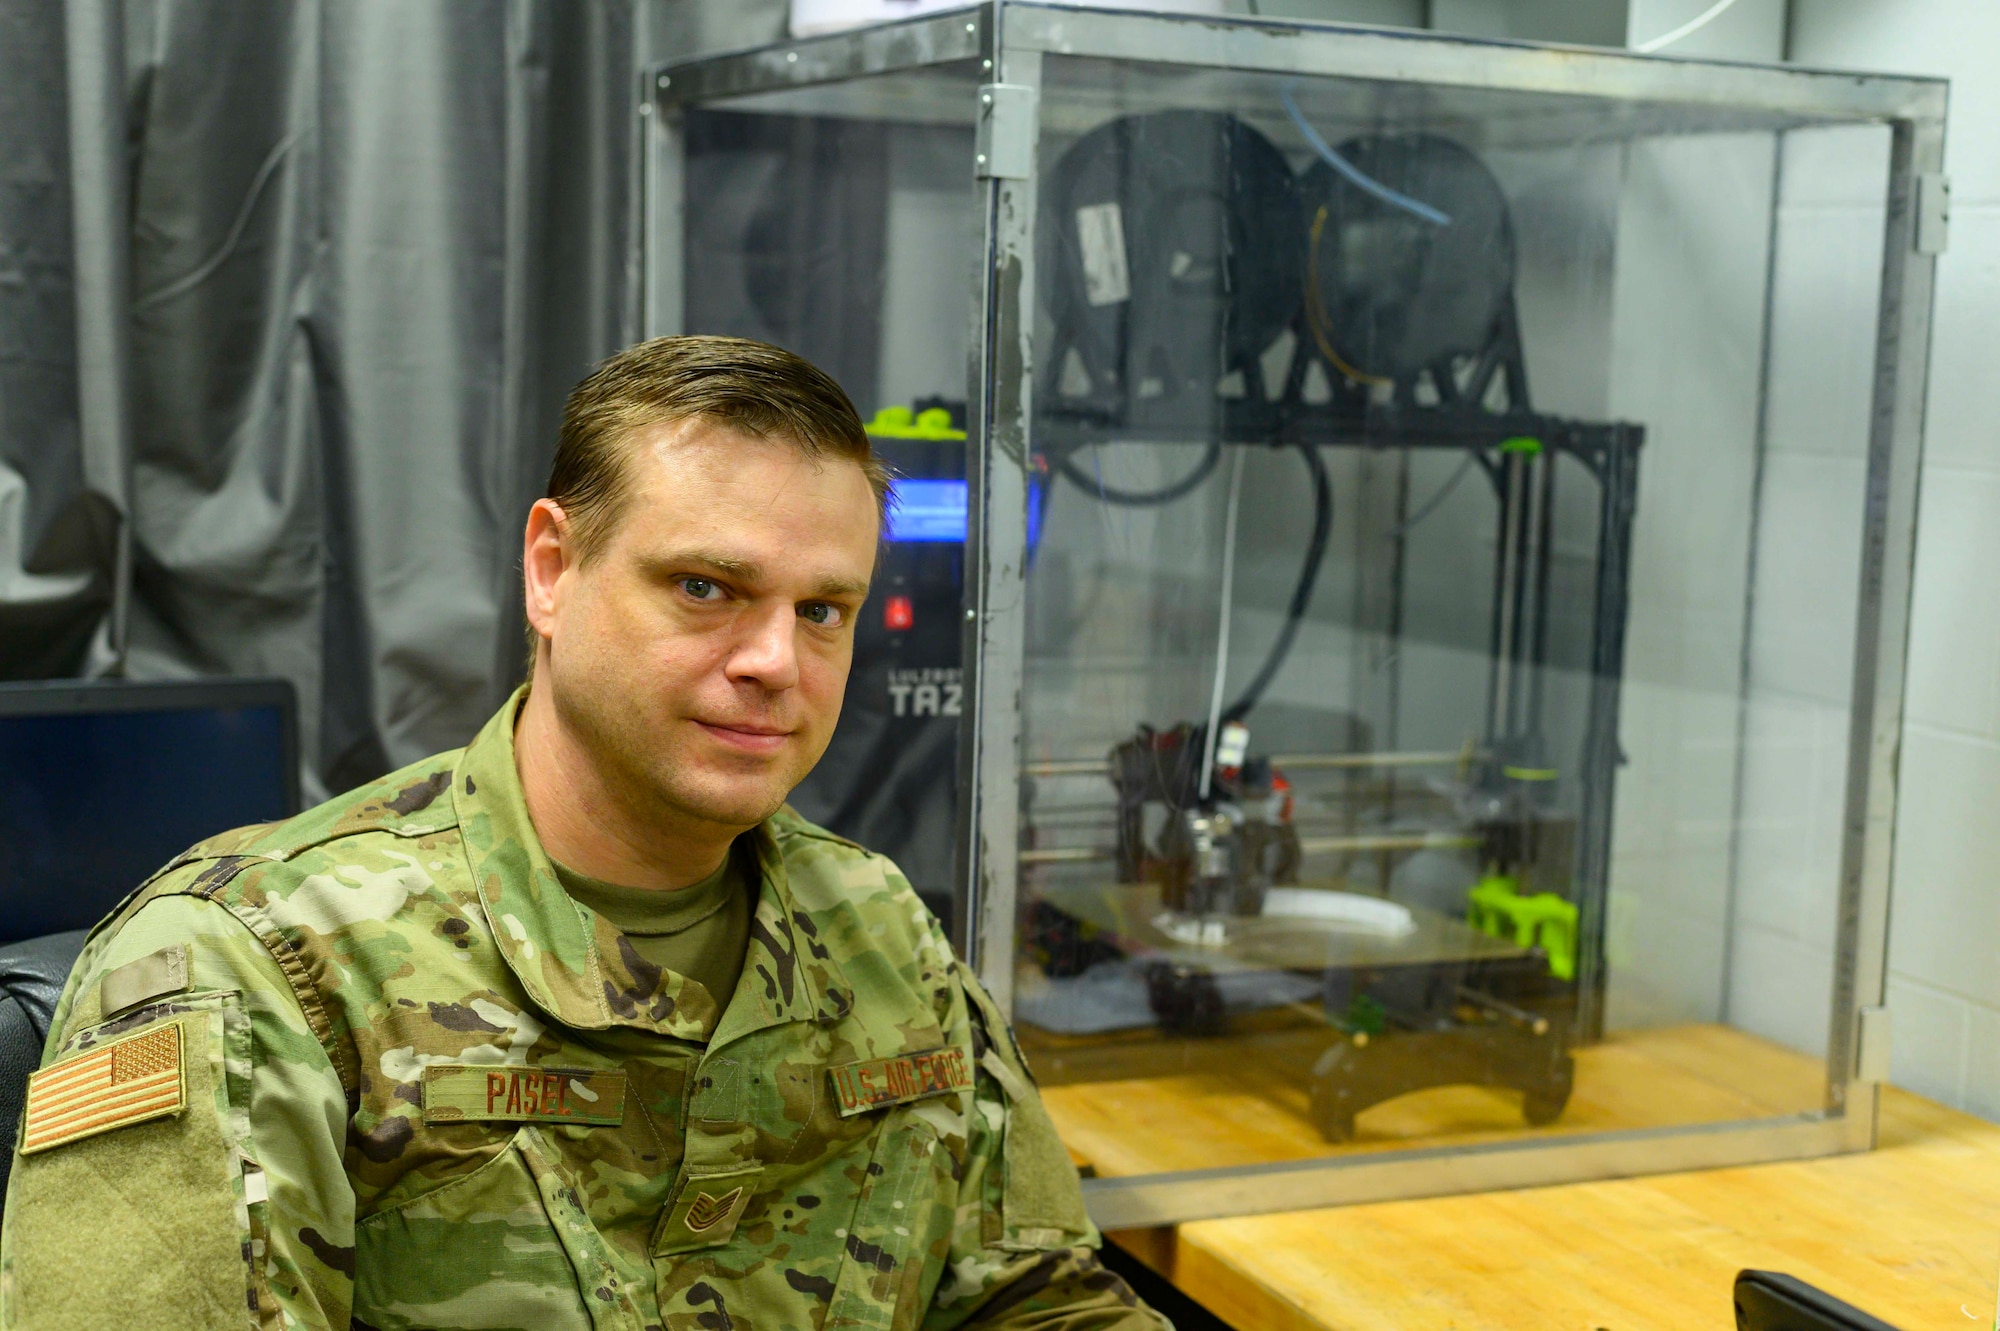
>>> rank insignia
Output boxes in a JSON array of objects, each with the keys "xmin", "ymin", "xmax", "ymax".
[
  {"xmin": 20, "ymin": 1023, "xmax": 185, "ymax": 1155},
  {"xmin": 686, "ymin": 1186, "xmax": 744, "ymax": 1233},
  {"xmin": 654, "ymin": 1166, "xmax": 760, "ymax": 1255},
  {"xmin": 827, "ymin": 1046, "xmax": 973, "ymax": 1117}
]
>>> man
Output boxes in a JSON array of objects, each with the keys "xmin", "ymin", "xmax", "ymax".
[{"xmin": 1, "ymin": 337, "xmax": 1165, "ymax": 1330}]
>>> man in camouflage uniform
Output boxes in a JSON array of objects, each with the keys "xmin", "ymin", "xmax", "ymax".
[{"xmin": 1, "ymin": 337, "xmax": 1167, "ymax": 1331}]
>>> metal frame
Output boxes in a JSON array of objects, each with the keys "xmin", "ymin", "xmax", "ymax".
[{"xmin": 642, "ymin": 0, "xmax": 1946, "ymax": 1225}]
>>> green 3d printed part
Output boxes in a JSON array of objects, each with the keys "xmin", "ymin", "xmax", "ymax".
[
  {"xmin": 865, "ymin": 405, "xmax": 966, "ymax": 440},
  {"xmin": 1468, "ymin": 874, "xmax": 1578, "ymax": 981}
]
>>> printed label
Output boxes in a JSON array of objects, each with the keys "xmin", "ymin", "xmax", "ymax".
[
  {"xmin": 422, "ymin": 1064, "xmax": 626, "ymax": 1126},
  {"xmin": 1076, "ymin": 202, "xmax": 1131, "ymax": 306},
  {"xmin": 827, "ymin": 1047, "xmax": 974, "ymax": 1118},
  {"xmin": 887, "ymin": 666, "xmax": 962, "ymax": 718}
]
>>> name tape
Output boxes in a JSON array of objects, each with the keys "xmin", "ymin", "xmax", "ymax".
[{"xmin": 422, "ymin": 1064, "xmax": 626, "ymax": 1126}]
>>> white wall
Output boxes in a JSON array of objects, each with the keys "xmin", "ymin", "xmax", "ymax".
[{"xmin": 1783, "ymin": 0, "xmax": 2000, "ymax": 1120}]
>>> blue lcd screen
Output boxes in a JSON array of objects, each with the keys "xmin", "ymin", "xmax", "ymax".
[
  {"xmin": 0, "ymin": 706, "xmax": 291, "ymax": 941},
  {"xmin": 886, "ymin": 479, "xmax": 968, "ymax": 543}
]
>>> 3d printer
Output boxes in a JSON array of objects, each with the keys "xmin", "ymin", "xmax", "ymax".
[{"xmin": 1013, "ymin": 107, "xmax": 1641, "ymax": 1142}]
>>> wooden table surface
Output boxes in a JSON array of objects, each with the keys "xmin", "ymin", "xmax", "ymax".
[
  {"xmin": 1036, "ymin": 1024, "xmax": 1827, "ymax": 1177},
  {"xmin": 1108, "ymin": 1085, "xmax": 2000, "ymax": 1330}
]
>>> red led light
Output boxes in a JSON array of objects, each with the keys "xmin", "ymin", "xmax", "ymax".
[{"xmin": 884, "ymin": 595, "xmax": 914, "ymax": 631}]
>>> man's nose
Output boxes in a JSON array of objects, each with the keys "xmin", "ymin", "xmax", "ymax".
[{"xmin": 725, "ymin": 602, "xmax": 801, "ymax": 691}]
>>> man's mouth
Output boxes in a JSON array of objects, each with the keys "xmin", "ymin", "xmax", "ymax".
[{"xmin": 692, "ymin": 719, "xmax": 794, "ymax": 754}]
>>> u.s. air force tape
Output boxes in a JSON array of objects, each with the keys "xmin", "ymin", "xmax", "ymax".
[
  {"xmin": 422, "ymin": 1064, "xmax": 626, "ymax": 1125},
  {"xmin": 826, "ymin": 1046, "xmax": 973, "ymax": 1117}
]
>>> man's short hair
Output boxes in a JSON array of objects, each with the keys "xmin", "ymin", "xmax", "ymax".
[{"xmin": 547, "ymin": 335, "xmax": 891, "ymax": 562}]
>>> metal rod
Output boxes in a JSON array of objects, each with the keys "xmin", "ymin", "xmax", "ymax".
[
  {"xmin": 1025, "ymin": 759, "xmax": 1120, "ymax": 777},
  {"xmin": 1019, "ymin": 847, "xmax": 1115, "ymax": 865},
  {"xmin": 1457, "ymin": 985, "xmax": 1551, "ymax": 1036},
  {"xmin": 1298, "ymin": 833, "xmax": 1479, "ymax": 855},
  {"xmin": 1489, "ymin": 448, "xmax": 1527, "ymax": 739},
  {"xmin": 1199, "ymin": 450, "xmax": 1249, "ymax": 800},
  {"xmin": 1022, "ymin": 831, "xmax": 1473, "ymax": 864},
  {"xmin": 1273, "ymin": 750, "xmax": 1473, "ymax": 771},
  {"xmin": 1526, "ymin": 442, "xmax": 1557, "ymax": 740},
  {"xmin": 1023, "ymin": 749, "xmax": 1473, "ymax": 778}
]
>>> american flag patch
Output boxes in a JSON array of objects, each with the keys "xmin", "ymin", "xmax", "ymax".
[{"xmin": 20, "ymin": 1023, "xmax": 185, "ymax": 1155}]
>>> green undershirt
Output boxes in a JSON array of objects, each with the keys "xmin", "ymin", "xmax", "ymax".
[{"xmin": 552, "ymin": 844, "xmax": 754, "ymax": 1025}]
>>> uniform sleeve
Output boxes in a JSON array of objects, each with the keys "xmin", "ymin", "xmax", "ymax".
[
  {"xmin": 924, "ymin": 956, "xmax": 1170, "ymax": 1331},
  {"xmin": 1, "ymin": 889, "xmax": 354, "ymax": 1331}
]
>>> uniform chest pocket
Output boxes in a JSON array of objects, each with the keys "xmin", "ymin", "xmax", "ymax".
[
  {"xmin": 354, "ymin": 1126, "xmax": 646, "ymax": 1331},
  {"xmin": 822, "ymin": 1113, "xmax": 957, "ymax": 1331}
]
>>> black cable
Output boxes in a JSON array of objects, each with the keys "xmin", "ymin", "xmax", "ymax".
[
  {"xmin": 1045, "ymin": 437, "xmax": 1332, "ymax": 726},
  {"xmin": 1056, "ymin": 442, "xmax": 1223, "ymax": 506},
  {"xmin": 1221, "ymin": 441, "xmax": 1332, "ymax": 725},
  {"xmin": 1389, "ymin": 450, "xmax": 1477, "ymax": 537}
]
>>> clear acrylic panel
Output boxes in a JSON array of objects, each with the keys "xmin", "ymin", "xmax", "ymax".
[
  {"xmin": 674, "ymin": 67, "xmax": 982, "ymax": 919},
  {"xmin": 1010, "ymin": 52, "xmax": 1894, "ymax": 1179},
  {"xmin": 655, "ymin": 17, "xmax": 1933, "ymax": 1204}
]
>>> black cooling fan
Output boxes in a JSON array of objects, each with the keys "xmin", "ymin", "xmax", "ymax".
[
  {"xmin": 1042, "ymin": 110, "xmax": 1303, "ymax": 430},
  {"xmin": 1299, "ymin": 134, "xmax": 1515, "ymax": 391}
]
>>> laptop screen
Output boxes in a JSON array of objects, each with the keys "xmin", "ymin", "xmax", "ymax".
[{"xmin": 0, "ymin": 681, "xmax": 299, "ymax": 943}]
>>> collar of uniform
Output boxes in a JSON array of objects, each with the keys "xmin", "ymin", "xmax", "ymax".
[
  {"xmin": 453, "ymin": 687, "xmax": 848, "ymax": 1039},
  {"xmin": 711, "ymin": 821, "xmax": 854, "ymax": 1050}
]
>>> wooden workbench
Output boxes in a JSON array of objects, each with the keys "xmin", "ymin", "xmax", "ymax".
[
  {"xmin": 1107, "ymin": 1084, "xmax": 2000, "ymax": 1329},
  {"xmin": 1034, "ymin": 1024, "xmax": 1826, "ymax": 1174}
]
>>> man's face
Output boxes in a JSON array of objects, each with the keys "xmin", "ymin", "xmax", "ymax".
[{"xmin": 534, "ymin": 418, "xmax": 879, "ymax": 832}]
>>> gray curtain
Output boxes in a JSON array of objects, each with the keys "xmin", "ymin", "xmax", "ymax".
[
  {"xmin": 0, "ymin": 2, "xmax": 112, "ymax": 681},
  {"xmin": 1, "ymin": 0, "xmax": 646, "ymax": 799}
]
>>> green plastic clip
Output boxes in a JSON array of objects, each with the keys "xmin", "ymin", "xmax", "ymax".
[
  {"xmin": 1343, "ymin": 993, "xmax": 1386, "ymax": 1038},
  {"xmin": 865, "ymin": 405, "xmax": 967, "ymax": 440},
  {"xmin": 1467, "ymin": 874, "xmax": 1578, "ymax": 982},
  {"xmin": 1498, "ymin": 435, "xmax": 1543, "ymax": 455}
]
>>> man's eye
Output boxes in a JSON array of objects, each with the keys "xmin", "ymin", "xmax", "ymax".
[
  {"xmin": 800, "ymin": 602, "xmax": 844, "ymax": 628},
  {"xmin": 680, "ymin": 577, "xmax": 721, "ymax": 601}
]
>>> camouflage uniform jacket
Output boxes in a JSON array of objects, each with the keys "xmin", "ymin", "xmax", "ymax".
[{"xmin": 1, "ymin": 694, "xmax": 1163, "ymax": 1331}]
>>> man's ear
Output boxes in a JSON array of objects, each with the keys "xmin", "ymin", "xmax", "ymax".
[{"xmin": 523, "ymin": 499, "xmax": 573, "ymax": 644}]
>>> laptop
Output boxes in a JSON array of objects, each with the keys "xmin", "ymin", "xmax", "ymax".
[{"xmin": 0, "ymin": 678, "xmax": 299, "ymax": 943}]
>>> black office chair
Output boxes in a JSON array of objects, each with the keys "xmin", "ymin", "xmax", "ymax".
[{"xmin": 0, "ymin": 931, "xmax": 89, "ymax": 1204}]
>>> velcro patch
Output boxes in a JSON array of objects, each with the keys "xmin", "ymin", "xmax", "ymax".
[
  {"xmin": 99, "ymin": 944, "xmax": 192, "ymax": 1017},
  {"xmin": 20, "ymin": 1023, "xmax": 185, "ymax": 1155},
  {"xmin": 827, "ymin": 1046, "xmax": 973, "ymax": 1117},
  {"xmin": 422, "ymin": 1064, "xmax": 626, "ymax": 1126}
]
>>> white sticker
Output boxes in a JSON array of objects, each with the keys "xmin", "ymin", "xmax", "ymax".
[{"xmin": 1075, "ymin": 202, "xmax": 1131, "ymax": 307}]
